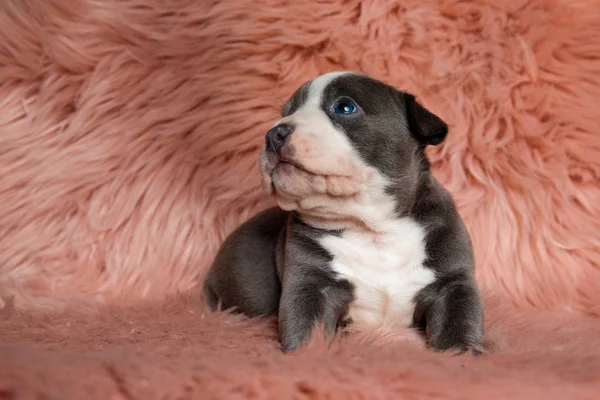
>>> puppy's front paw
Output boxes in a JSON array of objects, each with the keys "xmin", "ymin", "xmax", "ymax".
[
  {"xmin": 425, "ymin": 319, "xmax": 486, "ymax": 356},
  {"xmin": 430, "ymin": 340, "xmax": 485, "ymax": 356},
  {"xmin": 414, "ymin": 279, "xmax": 485, "ymax": 357}
]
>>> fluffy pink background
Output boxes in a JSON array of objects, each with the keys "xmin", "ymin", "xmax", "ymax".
[{"xmin": 1, "ymin": 0, "xmax": 599, "ymax": 398}]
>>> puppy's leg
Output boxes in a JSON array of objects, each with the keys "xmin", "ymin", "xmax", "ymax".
[
  {"xmin": 279, "ymin": 269, "xmax": 353, "ymax": 352},
  {"xmin": 413, "ymin": 277, "xmax": 484, "ymax": 354}
]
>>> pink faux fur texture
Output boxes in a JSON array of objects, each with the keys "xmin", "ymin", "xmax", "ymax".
[
  {"xmin": 0, "ymin": 0, "xmax": 599, "ymax": 316},
  {"xmin": 2, "ymin": 295, "xmax": 600, "ymax": 399},
  {"xmin": 1, "ymin": 0, "xmax": 600, "ymax": 398}
]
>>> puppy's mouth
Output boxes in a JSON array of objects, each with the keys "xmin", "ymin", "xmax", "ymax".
[
  {"xmin": 264, "ymin": 149, "xmax": 311, "ymax": 175},
  {"xmin": 259, "ymin": 147, "xmax": 366, "ymax": 205},
  {"xmin": 274, "ymin": 157, "xmax": 310, "ymax": 175}
]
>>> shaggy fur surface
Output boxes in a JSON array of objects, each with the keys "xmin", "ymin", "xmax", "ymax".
[
  {"xmin": 2, "ymin": 296, "xmax": 600, "ymax": 399},
  {"xmin": 1, "ymin": 0, "xmax": 599, "ymax": 398}
]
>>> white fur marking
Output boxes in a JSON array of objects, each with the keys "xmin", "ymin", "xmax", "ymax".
[
  {"xmin": 306, "ymin": 71, "xmax": 351, "ymax": 106},
  {"xmin": 320, "ymin": 217, "xmax": 435, "ymax": 330}
]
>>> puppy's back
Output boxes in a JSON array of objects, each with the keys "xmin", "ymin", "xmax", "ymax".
[{"xmin": 203, "ymin": 207, "xmax": 288, "ymax": 317}]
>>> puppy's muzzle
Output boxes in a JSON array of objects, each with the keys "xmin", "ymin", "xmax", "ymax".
[{"xmin": 265, "ymin": 123, "xmax": 294, "ymax": 155}]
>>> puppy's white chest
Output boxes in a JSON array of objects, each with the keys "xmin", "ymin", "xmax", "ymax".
[{"xmin": 319, "ymin": 218, "xmax": 435, "ymax": 330}]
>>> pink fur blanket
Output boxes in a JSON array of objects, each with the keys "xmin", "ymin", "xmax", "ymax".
[{"xmin": 1, "ymin": 0, "xmax": 599, "ymax": 398}]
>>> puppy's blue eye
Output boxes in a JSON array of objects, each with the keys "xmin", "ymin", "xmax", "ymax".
[{"xmin": 332, "ymin": 99, "xmax": 357, "ymax": 114}]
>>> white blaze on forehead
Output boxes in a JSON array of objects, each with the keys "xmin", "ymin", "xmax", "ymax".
[
  {"xmin": 270, "ymin": 71, "xmax": 354, "ymax": 128},
  {"xmin": 305, "ymin": 71, "xmax": 353, "ymax": 107}
]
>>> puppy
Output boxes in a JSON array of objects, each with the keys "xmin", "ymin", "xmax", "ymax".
[{"xmin": 204, "ymin": 72, "xmax": 484, "ymax": 354}]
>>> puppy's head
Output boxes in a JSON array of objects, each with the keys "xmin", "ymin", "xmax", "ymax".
[{"xmin": 260, "ymin": 72, "xmax": 448, "ymax": 227}]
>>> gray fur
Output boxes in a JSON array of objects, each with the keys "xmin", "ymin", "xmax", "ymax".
[{"xmin": 204, "ymin": 73, "xmax": 484, "ymax": 354}]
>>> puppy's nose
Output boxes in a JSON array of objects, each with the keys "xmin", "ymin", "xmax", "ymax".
[{"xmin": 265, "ymin": 124, "xmax": 293, "ymax": 153}]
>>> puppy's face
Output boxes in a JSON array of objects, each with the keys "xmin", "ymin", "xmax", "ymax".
[{"xmin": 260, "ymin": 72, "xmax": 448, "ymax": 226}]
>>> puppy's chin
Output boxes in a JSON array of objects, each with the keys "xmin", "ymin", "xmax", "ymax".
[{"xmin": 262, "ymin": 171, "xmax": 356, "ymax": 220}]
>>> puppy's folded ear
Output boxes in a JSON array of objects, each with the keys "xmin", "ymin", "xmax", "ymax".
[{"xmin": 403, "ymin": 93, "xmax": 448, "ymax": 146}]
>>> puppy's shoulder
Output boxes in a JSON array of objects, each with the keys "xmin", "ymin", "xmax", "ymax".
[
  {"xmin": 412, "ymin": 176, "xmax": 460, "ymax": 224},
  {"xmin": 412, "ymin": 176, "xmax": 474, "ymax": 275},
  {"xmin": 238, "ymin": 206, "xmax": 290, "ymax": 237},
  {"xmin": 214, "ymin": 206, "xmax": 289, "ymax": 261}
]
